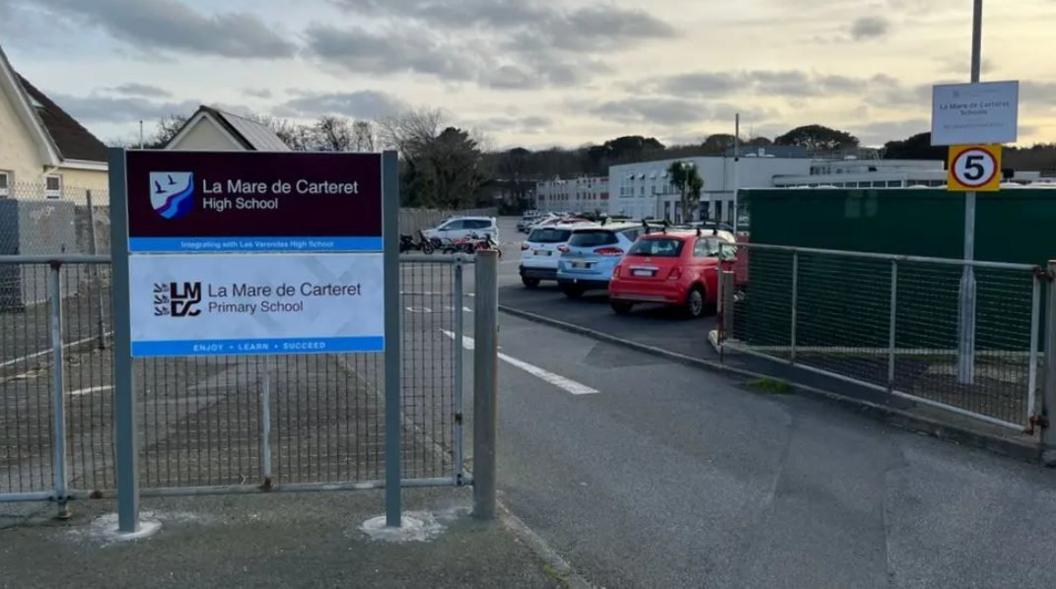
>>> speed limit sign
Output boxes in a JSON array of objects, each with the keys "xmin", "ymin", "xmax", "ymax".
[{"xmin": 947, "ymin": 144, "xmax": 1003, "ymax": 192}]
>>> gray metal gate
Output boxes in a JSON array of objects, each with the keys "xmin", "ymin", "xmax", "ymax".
[
  {"xmin": 0, "ymin": 254, "xmax": 474, "ymax": 511},
  {"xmin": 718, "ymin": 242, "xmax": 1044, "ymax": 431}
]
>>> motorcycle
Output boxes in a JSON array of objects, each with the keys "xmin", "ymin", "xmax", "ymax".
[{"xmin": 398, "ymin": 231, "xmax": 436, "ymax": 254}]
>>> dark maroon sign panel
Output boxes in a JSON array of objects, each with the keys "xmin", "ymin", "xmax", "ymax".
[{"xmin": 125, "ymin": 151, "xmax": 382, "ymax": 253}]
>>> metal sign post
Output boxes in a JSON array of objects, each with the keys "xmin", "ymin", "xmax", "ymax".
[
  {"xmin": 381, "ymin": 151, "xmax": 402, "ymax": 527},
  {"xmin": 957, "ymin": 0, "xmax": 984, "ymax": 385},
  {"xmin": 110, "ymin": 148, "xmax": 393, "ymax": 534}
]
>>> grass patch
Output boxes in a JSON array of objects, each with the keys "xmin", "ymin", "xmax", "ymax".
[
  {"xmin": 747, "ymin": 377, "xmax": 795, "ymax": 395},
  {"xmin": 542, "ymin": 564, "xmax": 571, "ymax": 588}
]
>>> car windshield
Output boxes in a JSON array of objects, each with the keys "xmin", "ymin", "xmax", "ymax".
[
  {"xmin": 628, "ymin": 238, "xmax": 685, "ymax": 257},
  {"xmin": 695, "ymin": 237, "xmax": 723, "ymax": 257},
  {"xmin": 528, "ymin": 228, "xmax": 572, "ymax": 243},
  {"xmin": 568, "ymin": 230, "xmax": 616, "ymax": 247}
]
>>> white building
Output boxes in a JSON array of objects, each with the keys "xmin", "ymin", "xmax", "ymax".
[
  {"xmin": 773, "ymin": 159, "xmax": 947, "ymax": 189},
  {"xmin": 608, "ymin": 153, "xmax": 811, "ymax": 224},
  {"xmin": 534, "ymin": 176, "xmax": 609, "ymax": 213}
]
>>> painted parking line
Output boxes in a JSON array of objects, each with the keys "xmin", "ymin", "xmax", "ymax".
[
  {"xmin": 70, "ymin": 385, "xmax": 113, "ymax": 397},
  {"xmin": 0, "ymin": 333, "xmax": 112, "ymax": 370},
  {"xmin": 441, "ymin": 330, "xmax": 599, "ymax": 396}
]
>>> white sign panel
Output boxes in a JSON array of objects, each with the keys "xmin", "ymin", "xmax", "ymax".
[
  {"xmin": 931, "ymin": 81, "xmax": 1019, "ymax": 146},
  {"xmin": 129, "ymin": 253, "xmax": 384, "ymax": 357}
]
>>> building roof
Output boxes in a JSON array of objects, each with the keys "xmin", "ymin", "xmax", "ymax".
[
  {"xmin": 168, "ymin": 105, "xmax": 290, "ymax": 151},
  {"xmin": 16, "ymin": 74, "xmax": 108, "ymax": 163},
  {"xmin": 0, "ymin": 42, "xmax": 107, "ymax": 166}
]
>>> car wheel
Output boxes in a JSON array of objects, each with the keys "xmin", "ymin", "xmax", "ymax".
[
  {"xmin": 522, "ymin": 277, "xmax": 541, "ymax": 288},
  {"xmin": 611, "ymin": 301, "xmax": 633, "ymax": 315},
  {"xmin": 685, "ymin": 286, "xmax": 706, "ymax": 319},
  {"xmin": 562, "ymin": 286, "xmax": 584, "ymax": 299}
]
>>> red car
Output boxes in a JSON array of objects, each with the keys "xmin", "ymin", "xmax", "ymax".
[{"xmin": 608, "ymin": 230, "xmax": 735, "ymax": 318}]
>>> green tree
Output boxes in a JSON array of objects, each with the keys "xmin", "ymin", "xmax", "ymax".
[
  {"xmin": 882, "ymin": 132, "xmax": 946, "ymax": 160},
  {"xmin": 667, "ymin": 161, "xmax": 703, "ymax": 222},
  {"xmin": 775, "ymin": 124, "xmax": 859, "ymax": 154}
]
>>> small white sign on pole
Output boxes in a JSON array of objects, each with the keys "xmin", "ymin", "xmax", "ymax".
[{"xmin": 931, "ymin": 81, "xmax": 1019, "ymax": 146}]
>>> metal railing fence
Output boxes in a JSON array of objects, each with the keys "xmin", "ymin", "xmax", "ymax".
[
  {"xmin": 719, "ymin": 242, "xmax": 1043, "ymax": 430},
  {"xmin": 0, "ymin": 254, "xmax": 473, "ymax": 508}
]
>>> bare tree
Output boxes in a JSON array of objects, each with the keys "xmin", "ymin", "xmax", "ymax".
[
  {"xmin": 378, "ymin": 109, "xmax": 487, "ymax": 208},
  {"xmin": 147, "ymin": 114, "xmax": 190, "ymax": 148},
  {"xmin": 313, "ymin": 116, "xmax": 355, "ymax": 152},
  {"xmin": 352, "ymin": 120, "xmax": 375, "ymax": 152}
]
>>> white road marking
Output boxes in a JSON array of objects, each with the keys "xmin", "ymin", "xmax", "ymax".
[
  {"xmin": 463, "ymin": 306, "xmax": 474, "ymax": 313},
  {"xmin": 0, "ymin": 333, "xmax": 112, "ymax": 370},
  {"xmin": 441, "ymin": 330, "xmax": 599, "ymax": 396},
  {"xmin": 70, "ymin": 385, "xmax": 113, "ymax": 397}
]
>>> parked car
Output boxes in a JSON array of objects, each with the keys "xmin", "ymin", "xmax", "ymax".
[
  {"xmin": 422, "ymin": 216, "xmax": 498, "ymax": 243},
  {"xmin": 555, "ymin": 223, "xmax": 643, "ymax": 298},
  {"xmin": 518, "ymin": 223, "xmax": 586, "ymax": 287},
  {"xmin": 517, "ymin": 211, "xmax": 544, "ymax": 233},
  {"xmin": 608, "ymin": 229, "xmax": 736, "ymax": 318}
]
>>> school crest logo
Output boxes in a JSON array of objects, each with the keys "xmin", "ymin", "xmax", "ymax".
[{"xmin": 149, "ymin": 172, "xmax": 194, "ymax": 220}]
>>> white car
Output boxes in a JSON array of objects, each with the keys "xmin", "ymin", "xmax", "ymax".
[
  {"xmin": 518, "ymin": 223, "xmax": 593, "ymax": 287},
  {"xmin": 423, "ymin": 216, "xmax": 498, "ymax": 242}
]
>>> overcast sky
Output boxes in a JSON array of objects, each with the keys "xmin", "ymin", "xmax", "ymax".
[{"xmin": 1, "ymin": 0, "xmax": 1053, "ymax": 149}]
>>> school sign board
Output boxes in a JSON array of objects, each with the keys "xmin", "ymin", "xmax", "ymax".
[
  {"xmin": 116, "ymin": 150, "xmax": 391, "ymax": 357},
  {"xmin": 931, "ymin": 81, "xmax": 1019, "ymax": 146}
]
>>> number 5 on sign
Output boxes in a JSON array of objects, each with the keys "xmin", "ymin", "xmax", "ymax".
[{"xmin": 948, "ymin": 144, "xmax": 1003, "ymax": 192}]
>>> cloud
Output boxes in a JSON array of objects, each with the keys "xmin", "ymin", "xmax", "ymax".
[
  {"xmin": 305, "ymin": 24, "xmax": 478, "ymax": 80},
  {"xmin": 468, "ymin": 114, "xmax": 552, "ymax": 135},
  {"xmin": 105, "ymin": 83, "xmax": 170, "ymax": 98},
  {"xmin": 332, "ymin": 0, "xmax": 676, "ymax": 51},
  {"xmin": 852, "ymin": 118, "xmax": 929, "ymax": 146},
  {"xmin": 589, "ymin": 98, "xmax": 773, "ymax": 127},
  {"xmin": 654, "ymin": 70, "xmax": 869, "ymax": 98},
  {"xmin": 274, "ymin": 91, "xmax": 409, "ymax": 120},
  {"xmin": 50, "ymin": 92, "xmax": 198, "ymax": 124},
  {"xmin": 244, "ymin": 88, "xmax": 274, "ymax": 100},
  {"xmin": 322, "ymin": 0, "xmax": 675, "ymax": 87},
  {"xmin": 850, "ymin": 16, "xmax": 890, "ymax": 41},
  {"xmin": 24, "ymin": 0, "xmax": 295, "ymax": 58}
]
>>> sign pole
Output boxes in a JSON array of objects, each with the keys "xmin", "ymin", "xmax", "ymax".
[
  {"xmin": 956, "ymin": 0, "xmax": 983, "ymax": 384},
  {"xmin": 109, "ymin": 147, "xmax": 140, "ymax": 534},
  {"xmin": 382, "ymin": 151, "xmax": 402, "ymax": 527}
]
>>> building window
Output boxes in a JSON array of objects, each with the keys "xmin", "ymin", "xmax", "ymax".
[
  {"xmin": 45, "ymin": 174, "xmax": 62, "ymax": 199},
  {"xmin": 0, "ymin": 171, "xmax": 10, "ymax": 198},
  {"xmin": 886, "ymin": 180, "xmax": 902, "ymax": 188}
]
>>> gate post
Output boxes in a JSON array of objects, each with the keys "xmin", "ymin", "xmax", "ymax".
[
  {"xmin": 109, "ymin": 148, "xmax": 141, "ymax": 534},
  {"xmin": 473, "ymin": 250, "xmax": 498, "ymax": 520},
  {"xmin": 1042, "ymin": 261, "xmax": 1056, "ymax": 466},
  {"xmin": 382, "ymin": 151, "xmax": 402, "ymax": 526},
  {"xmin": 719, "ymin": 269, "xmax": 734, "ymax": 343},
  {"xmin": 48, "ymin": 262, "xmax": 70, "ymax": 519}
]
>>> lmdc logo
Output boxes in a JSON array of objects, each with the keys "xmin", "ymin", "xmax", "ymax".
[
  {"xmin": 149, "ymin": 172, "xmax": 194, "ymax": 220},
  {"xmin": 153, "ymin": 282, "xmax": 202, "ymax": 317}
]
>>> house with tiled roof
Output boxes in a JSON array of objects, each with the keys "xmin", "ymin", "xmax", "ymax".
[{"xmin": 0, "ymin": 43, "xmax": 109, "ymax": 204}]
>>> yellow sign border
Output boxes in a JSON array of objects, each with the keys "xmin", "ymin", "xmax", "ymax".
[{"xmin": 947, "ymin": 144, "xmax": 1002, "ymax": 192}]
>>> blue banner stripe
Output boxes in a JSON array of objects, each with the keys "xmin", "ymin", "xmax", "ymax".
[
  {"xmin": 132, "ymin": 336, "xmax": 384, "ymax": 357},
  {"xmin": 129, "ymin": 236, "xmax": 383, "ymax": 253}
]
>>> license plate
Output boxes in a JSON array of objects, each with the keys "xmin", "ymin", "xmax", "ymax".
[
  {"xmin": 632, "ymin": 269, "xmax": 654, "ymax": 277},
  {"xmin": 572, "ymin": 262, "xmax": 590, "ymax": 269},
  {"xmin": 535, "ymin": 250, "xmax": 551, "ymax": 256}
]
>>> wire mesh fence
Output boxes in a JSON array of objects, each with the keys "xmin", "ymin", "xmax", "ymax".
[
  {"xmin": 722, "ymin": 243, "xmax": 1043, "ymax": 430},
  {"xmin": 1, "ymin": 183, "xmax": 111, "ymax": 257},
  {"xmin": 0, "ymin": 256, "xmax": 468, "ymax": 499}
]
